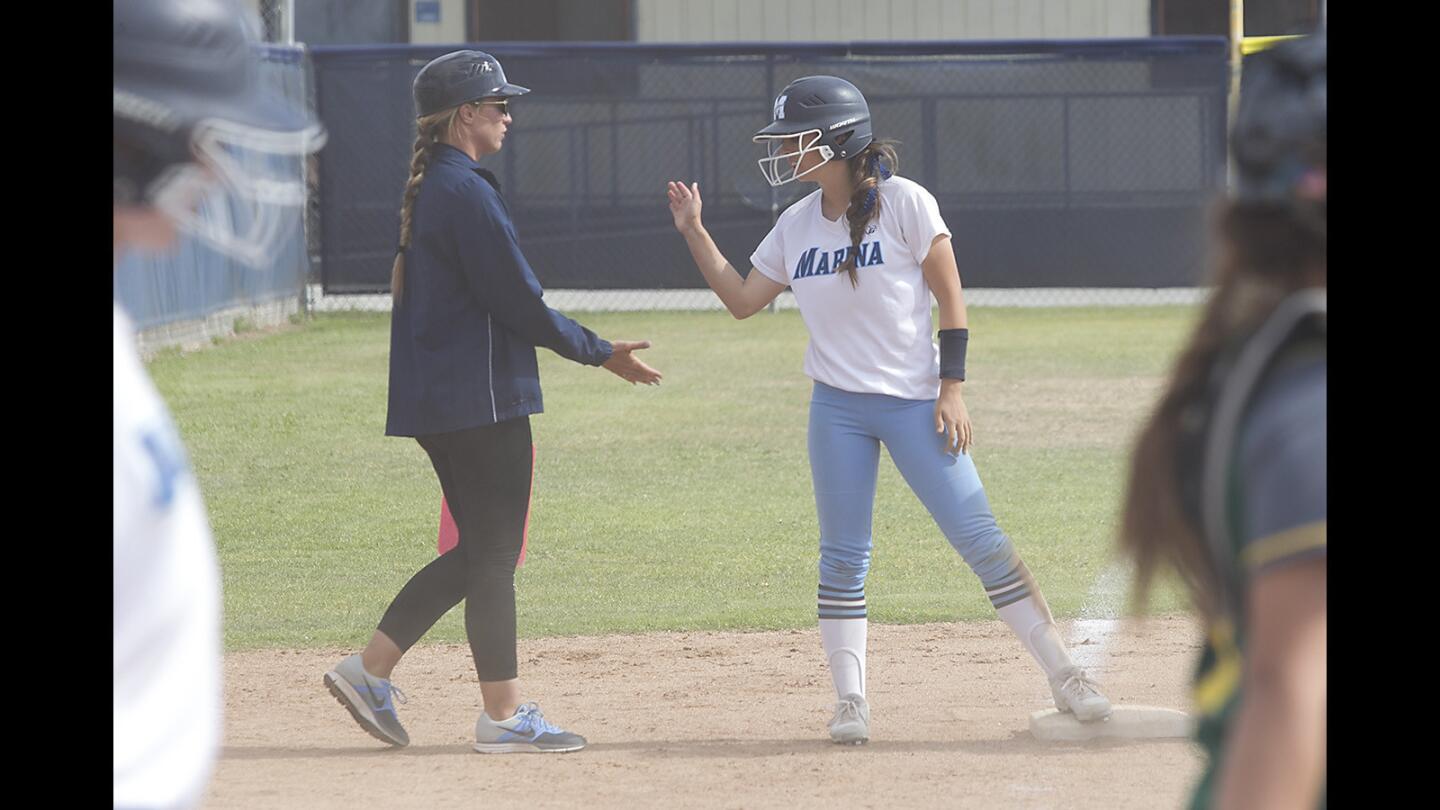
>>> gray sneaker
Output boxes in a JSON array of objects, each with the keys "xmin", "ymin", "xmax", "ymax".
[
  {"xmin": 828, "ymin": 693, "xmax": 870, "ymax": 745},
  {"xmin": 1050, "ymin": 666, "xmax": 1112, "ymax": 722},
  {"xmin": 474, "ymin": 703, "xmax": 587, "ymax": 753},
  {"xmin": 323, "ymin": 654, "xmax": 410, "ymax": 747}
]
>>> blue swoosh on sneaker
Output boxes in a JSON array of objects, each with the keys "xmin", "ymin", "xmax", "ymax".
[
  {"xmin": 497, "ymin": 728, "xmax": 545, "ymax": 743},
  {"xmin": 356, "ymin": 683, "xmax": 392, "ymax": 712}
]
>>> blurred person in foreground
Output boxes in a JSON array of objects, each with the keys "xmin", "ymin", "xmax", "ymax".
[
  {"xmin": 1119, "ymin": 31, "xmax": 1325, "ymax": 810},
  {"xmin": 114, "ymin": 1, "xmax": 324, "ymax": 806}
]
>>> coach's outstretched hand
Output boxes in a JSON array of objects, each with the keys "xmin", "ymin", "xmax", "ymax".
[
  {"xmin": 667, "ymin": 181, "xmax": 703, "ymax": 234},
  {"xmin": 602, "ymin": 340, "xmax": 663, "ymax": 386}
]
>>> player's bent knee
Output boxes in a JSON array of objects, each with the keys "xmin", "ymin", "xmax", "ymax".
[
  {"xmin": 953, "ymin": 532, "xmax": 1018, "ymax": 581},
  {"xmin": 818, "ymin": 557, "xmax": 870, "ymax": 590}
]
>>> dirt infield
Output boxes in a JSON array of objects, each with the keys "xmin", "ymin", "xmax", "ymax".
[{"xmin": 205, "ymin": 617, "xmax": 1205, "ymax": 809}]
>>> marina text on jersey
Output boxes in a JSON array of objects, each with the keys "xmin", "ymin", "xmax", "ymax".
[{"xmin": 792, "ymin": 240, "xmax": 886, "ymax": 280}]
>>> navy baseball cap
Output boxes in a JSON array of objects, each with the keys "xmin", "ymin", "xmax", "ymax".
[{"xmin": 413, "ymin": 50, "xmax": 530, "ymax": 117}]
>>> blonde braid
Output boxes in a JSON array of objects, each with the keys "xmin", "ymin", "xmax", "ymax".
[{"xmin": 391, "ymin": 110, "xmax": 456, "ymax": 304}]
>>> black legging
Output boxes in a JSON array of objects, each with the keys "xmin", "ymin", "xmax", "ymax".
[{"xmin": 377, "ymin": 416, "xmax": 532, "ymax": 682}]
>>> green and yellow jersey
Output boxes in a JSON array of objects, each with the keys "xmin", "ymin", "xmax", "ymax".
[{"xmin": 1188, "ymin": 331, "xmax": 1326, "ymax": 810}]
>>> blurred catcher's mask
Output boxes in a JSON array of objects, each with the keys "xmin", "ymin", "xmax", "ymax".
[{"xmin": 114, "ymin": 105, "xmax": 325, "ymax": 268}]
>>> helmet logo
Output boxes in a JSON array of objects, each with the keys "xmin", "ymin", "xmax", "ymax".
[
  {"xmin": 464, "ymin": 61, "xmax": 495, "ymax": 77},
  {"xmin": 773, "ymin": 95, "xmax": 787, "ymax": 121}
]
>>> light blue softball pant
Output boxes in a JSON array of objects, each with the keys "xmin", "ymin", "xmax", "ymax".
[{"xmin": 809, "ymin": 380, "xmax": 1021, "ymax": 616}]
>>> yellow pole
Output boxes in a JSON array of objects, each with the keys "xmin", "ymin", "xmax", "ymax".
[
  {"xmin": 1227, "ymin": 0, "xmax": 1244, "ymax": 187},
  {"xmin": 1231, "ymin": 0, "xmax": 1244, "ymax": 69}
]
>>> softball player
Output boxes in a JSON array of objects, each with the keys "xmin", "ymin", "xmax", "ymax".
[
  {"xmin": 1121, "ymin": 32, "xmax": 1326, "ymax": 808},
  {"xmin": 114, "ymin": 1, "xmax": 324, "ymax": 806},
  {"xmin": 323, "ymin": 50, "xmax": 662, "ymax": 754},
  {"xmin": 667, "ymin": 75, "xmax": 1110, "ymax": 744}
]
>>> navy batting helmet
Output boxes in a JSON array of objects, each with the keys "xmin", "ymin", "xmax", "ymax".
[
  {"xmin": 413, "ymin": 51, "xmax": 531, "ymax": 118},
  {"xmin": 114, "ymin": 0, "xmax": 326, "ymax": 266},
  {"xmin": 753, "ymin": 76, "xmax": 873, "ymax": 187},
  {"xmin": 1231, "ymin": 32, "xmax": 1326, "ymax": 205}
]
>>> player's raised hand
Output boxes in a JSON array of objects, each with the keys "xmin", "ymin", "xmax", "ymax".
[
  {"xmin": 667, "ymin": 181, "xmax": 703, "ymax": 233},
  {"xmin": 602, "ymin": 340, "xmax": 663, "ymax": 386}
]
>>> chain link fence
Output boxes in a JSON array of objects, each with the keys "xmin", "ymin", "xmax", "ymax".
[
  {"xmin": 310, "ymin": 39, "xmax": 1228, "ymax": 310},
  {"xmin": 255, "ymin": 0, "xmax": 293, "ymax": 44}
]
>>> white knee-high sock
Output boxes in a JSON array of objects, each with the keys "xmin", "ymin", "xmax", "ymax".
[
  {"xmin": 819, "ymin": 583, "xmax": 867, "ymax": 697},
  {"xmin": 819, "ymin": 618, "xmax": 867, "ymax": 698},
  {"xmin": 987, "ymin": 561, "xmax": 1075, "ymax": 681}
]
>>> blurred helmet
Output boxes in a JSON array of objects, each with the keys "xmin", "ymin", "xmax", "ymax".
[
  {"xmin": 1231, "ymin": 32, "xmax": 1326, "ymax": 206},
  {"xmin": 114, "ymin": 0, "xmax": 326, "ymax": 266}
]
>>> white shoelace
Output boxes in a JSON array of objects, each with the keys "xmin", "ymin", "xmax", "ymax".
[
  {"xmin": 833, "ymin": 699, "xmax": 864, "ymax": 724},
  {"xmin": 1059, "ymin": 671, "xmax": 1103, "ymax": 702},
  {"xmin": 513, "ymin": 702, "xmax": 563, "ymax": 735}
]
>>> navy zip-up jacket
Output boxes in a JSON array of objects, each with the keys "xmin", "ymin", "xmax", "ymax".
[{"xmin": 386, "ymin": 144, "xmax": 613, "ymax": 437}]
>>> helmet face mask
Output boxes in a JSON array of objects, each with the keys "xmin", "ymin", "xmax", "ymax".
[{"xmin": 754, "ymin": 129, "xmax": 832, "ymax": 187}]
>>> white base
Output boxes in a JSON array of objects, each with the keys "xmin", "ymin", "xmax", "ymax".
[{"xmin": 1029, "ymin": 705, "xmax": 1193, "ymax": 742}]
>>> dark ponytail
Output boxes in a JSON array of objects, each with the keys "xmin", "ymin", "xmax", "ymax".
[{"xmin": 837, "ymin": 140, "xmax": 899, "ymax": 288}]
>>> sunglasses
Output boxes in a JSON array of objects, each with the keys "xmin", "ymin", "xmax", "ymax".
[{"xmin": 472, "ymin": 99, "xmax": 511, "ymax": 115}]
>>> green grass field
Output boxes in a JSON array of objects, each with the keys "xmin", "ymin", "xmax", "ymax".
[{"xmin": 146, "ymin": 307, "xmax": 1198, "ymax": 651}]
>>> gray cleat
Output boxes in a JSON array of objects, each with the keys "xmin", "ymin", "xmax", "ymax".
[
  {"xmin": 1050, "ymin": 666, "xmax": 1113, "ymax": 722},
  {"xmin": 828, "ymin": 693, "xmax": 870, "ymax": 745}
]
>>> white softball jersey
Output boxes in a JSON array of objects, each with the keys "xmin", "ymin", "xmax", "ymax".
[
  {"xmin": 113, "ymin": 304, "xmax": 221, "ymax": 810},
  {"xmin": 750, "ymin": 175, "xmax": 952, "ymax": 401}
]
